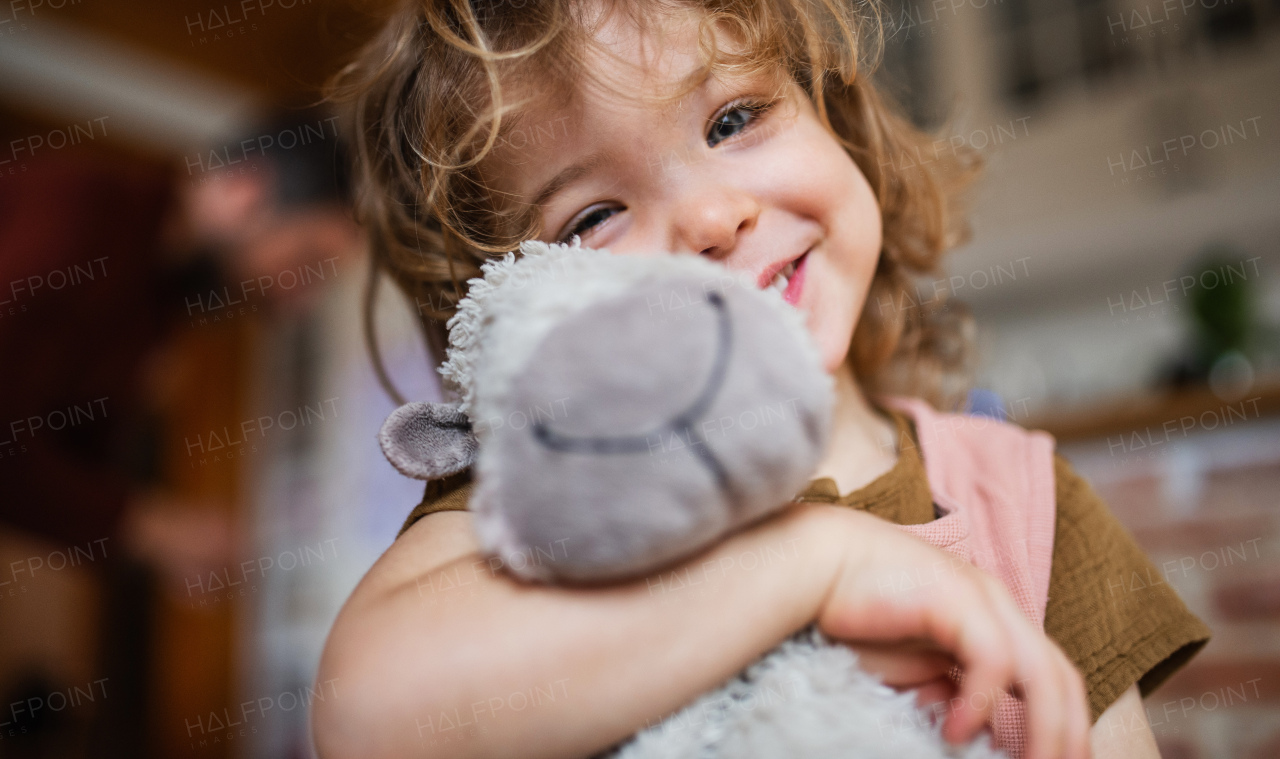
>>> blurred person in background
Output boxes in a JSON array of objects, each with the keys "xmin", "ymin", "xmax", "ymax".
[{"xmin": 0, "ymin": 109, "xmax": 358, "ymax": 754}]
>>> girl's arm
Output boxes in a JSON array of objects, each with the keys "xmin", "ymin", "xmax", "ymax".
[
  {"xmin": 313, "ymin": 504, "xmax": 1089, "ymax": 759},
  {"xmin": 1090, "ymin": 685, "xmax": 1162, "ymax": 758}
]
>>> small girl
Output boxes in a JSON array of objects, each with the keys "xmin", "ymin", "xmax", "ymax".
[{"xmin": 315, "ymin": 2, "xmax": 1209, "ymax": 758}]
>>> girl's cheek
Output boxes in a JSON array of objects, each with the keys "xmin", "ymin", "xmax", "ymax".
[{"xmin": 777, "ymin": 119, "xmax": 870, "ymax": 221}]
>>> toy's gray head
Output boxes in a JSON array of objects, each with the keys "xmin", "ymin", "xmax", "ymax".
[{"xmin": 380, "ymin": 240, "xmax": 833, "ymax": 583}]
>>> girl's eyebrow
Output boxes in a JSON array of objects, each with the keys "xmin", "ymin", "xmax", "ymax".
[
  {"xmin": 529, "ymin": 71, "xmax": 729, "ymax": 208},
  {"xmin": 532, "ymin": 152, "xmax": 606, "ymax": 208}
]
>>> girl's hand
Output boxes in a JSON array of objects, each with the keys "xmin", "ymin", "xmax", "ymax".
[
  {"xmin": 810, "ymin": 506, "xmax": 1092, "ymax": 759},
  {"xmin": 843, "ymin": 640, "xmax": 958, "ymax": 707}
]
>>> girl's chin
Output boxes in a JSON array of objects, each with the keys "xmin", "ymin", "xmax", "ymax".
[
  {"xmin": 790, "ymin": 287, "xmax": 855, "ymax": 373},
  {"xmin": 799, "ymin": 293, "xmax": 859, "ymax": 374},
  {"xmin": 808, "ymin": 322, "xmax": 855, "ymax": 375},
  {"xmin": 820, "ymin": 346, "xmax": 851, "ymax": 375}
]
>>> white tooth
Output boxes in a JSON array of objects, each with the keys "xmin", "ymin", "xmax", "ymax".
[{"xmin": 766, "ymin": 259, "xmax": 797, "ymax": 293}]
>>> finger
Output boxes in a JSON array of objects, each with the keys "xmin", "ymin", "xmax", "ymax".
[
  {"xmin": 1024, "ymin": 650, "xmax": 1069, "ymax": 759},
  {"xmin": 828, "ymin": 573, "xmax": 1008, "ymax": 743},
  {"xmin": 1059, "ymin": 652, "xmax": 1092, "ymax": 759},
  {"xmin": 913, "ymin": 677, "xmax": 956, "ymax": 713},
  {"xmin": 933, "ymin": 582, "xmax": 1017, "ymax": 744},
  {"xmin": 963, "ymin": 571, "xmax": 1077, "ymax": 759},
  {"xmin": 820, "ymin": 550, "xmax": 1024, "ymax": 744},
  {"xmin": 972, "ymin": 577, "xmax": 1067, "ymax": 759},
  {"xmin": 847, "ymin": 644, "xmax": 955, "ymax": 687}
]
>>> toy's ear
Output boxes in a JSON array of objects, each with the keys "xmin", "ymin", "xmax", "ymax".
[{"xmin": 378, "ymin": 402, "xmax": 478, "ymax": 480}]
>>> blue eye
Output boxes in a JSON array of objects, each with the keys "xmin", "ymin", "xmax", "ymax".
[
  {"xmin": 707, "ymin": 100, "xmax": 773, "ymax": 148},
  {"xmin": 560, "ymin": 204, "xmax": 621, "ymax": 242}
]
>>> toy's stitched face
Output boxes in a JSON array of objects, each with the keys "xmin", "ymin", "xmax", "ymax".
[
  {"xmin": 478, "ymin": 275, "xmax": 830, "ymax": 582},
  {"xmin": 529, "ymin": 290, "xmax": 736, "ymax": 497},
  {"xmin": 483, "ymin": 3, "xmax": 883, "ymax": 374}
]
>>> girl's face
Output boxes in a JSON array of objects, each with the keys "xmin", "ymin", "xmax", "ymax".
[{"xmin": 487, "ymin": 7, "xmax": 883, "ymax": 372}]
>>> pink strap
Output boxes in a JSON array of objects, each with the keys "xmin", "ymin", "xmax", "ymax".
[{"xmin": 880, "ymin": 396, "xmax": 1057, "ymax": 758}]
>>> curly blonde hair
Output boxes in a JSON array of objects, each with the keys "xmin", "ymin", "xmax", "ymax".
[{"xmin": 327, "ymin": 0, "xmax": 979, "ymax": 410}]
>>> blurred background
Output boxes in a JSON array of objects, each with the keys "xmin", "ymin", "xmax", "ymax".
[{"xmin": 0, "ymin": 0, "xmax": 1275, "ymax": 757}]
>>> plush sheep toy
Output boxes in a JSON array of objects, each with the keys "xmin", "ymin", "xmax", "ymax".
[{"xmin": 379, "ymin": 239, "xmax": 1004, "ymax": 759}]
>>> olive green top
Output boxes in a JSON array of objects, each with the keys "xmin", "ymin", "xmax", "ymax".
[{"xmin": 397, "ymin": 408, "xmax": 1211, "ymax": 722}]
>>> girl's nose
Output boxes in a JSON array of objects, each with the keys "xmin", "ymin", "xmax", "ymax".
[{"xmin": 667, "ymin": 181, "xmax": 761, "ymax": 259}]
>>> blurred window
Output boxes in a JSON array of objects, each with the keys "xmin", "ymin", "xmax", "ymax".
[
  {"xmin": 995, "ymin": 0, "xmax": 1278, "ymax": 104},
  {"xmin": 878, "ymin": 0, "xmax": 945, "ymax": 130}
]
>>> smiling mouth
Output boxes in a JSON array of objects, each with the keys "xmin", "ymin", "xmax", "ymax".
[{"xmin": 766, "ymin": 250, "xmax": 809, "ymax": 305}]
